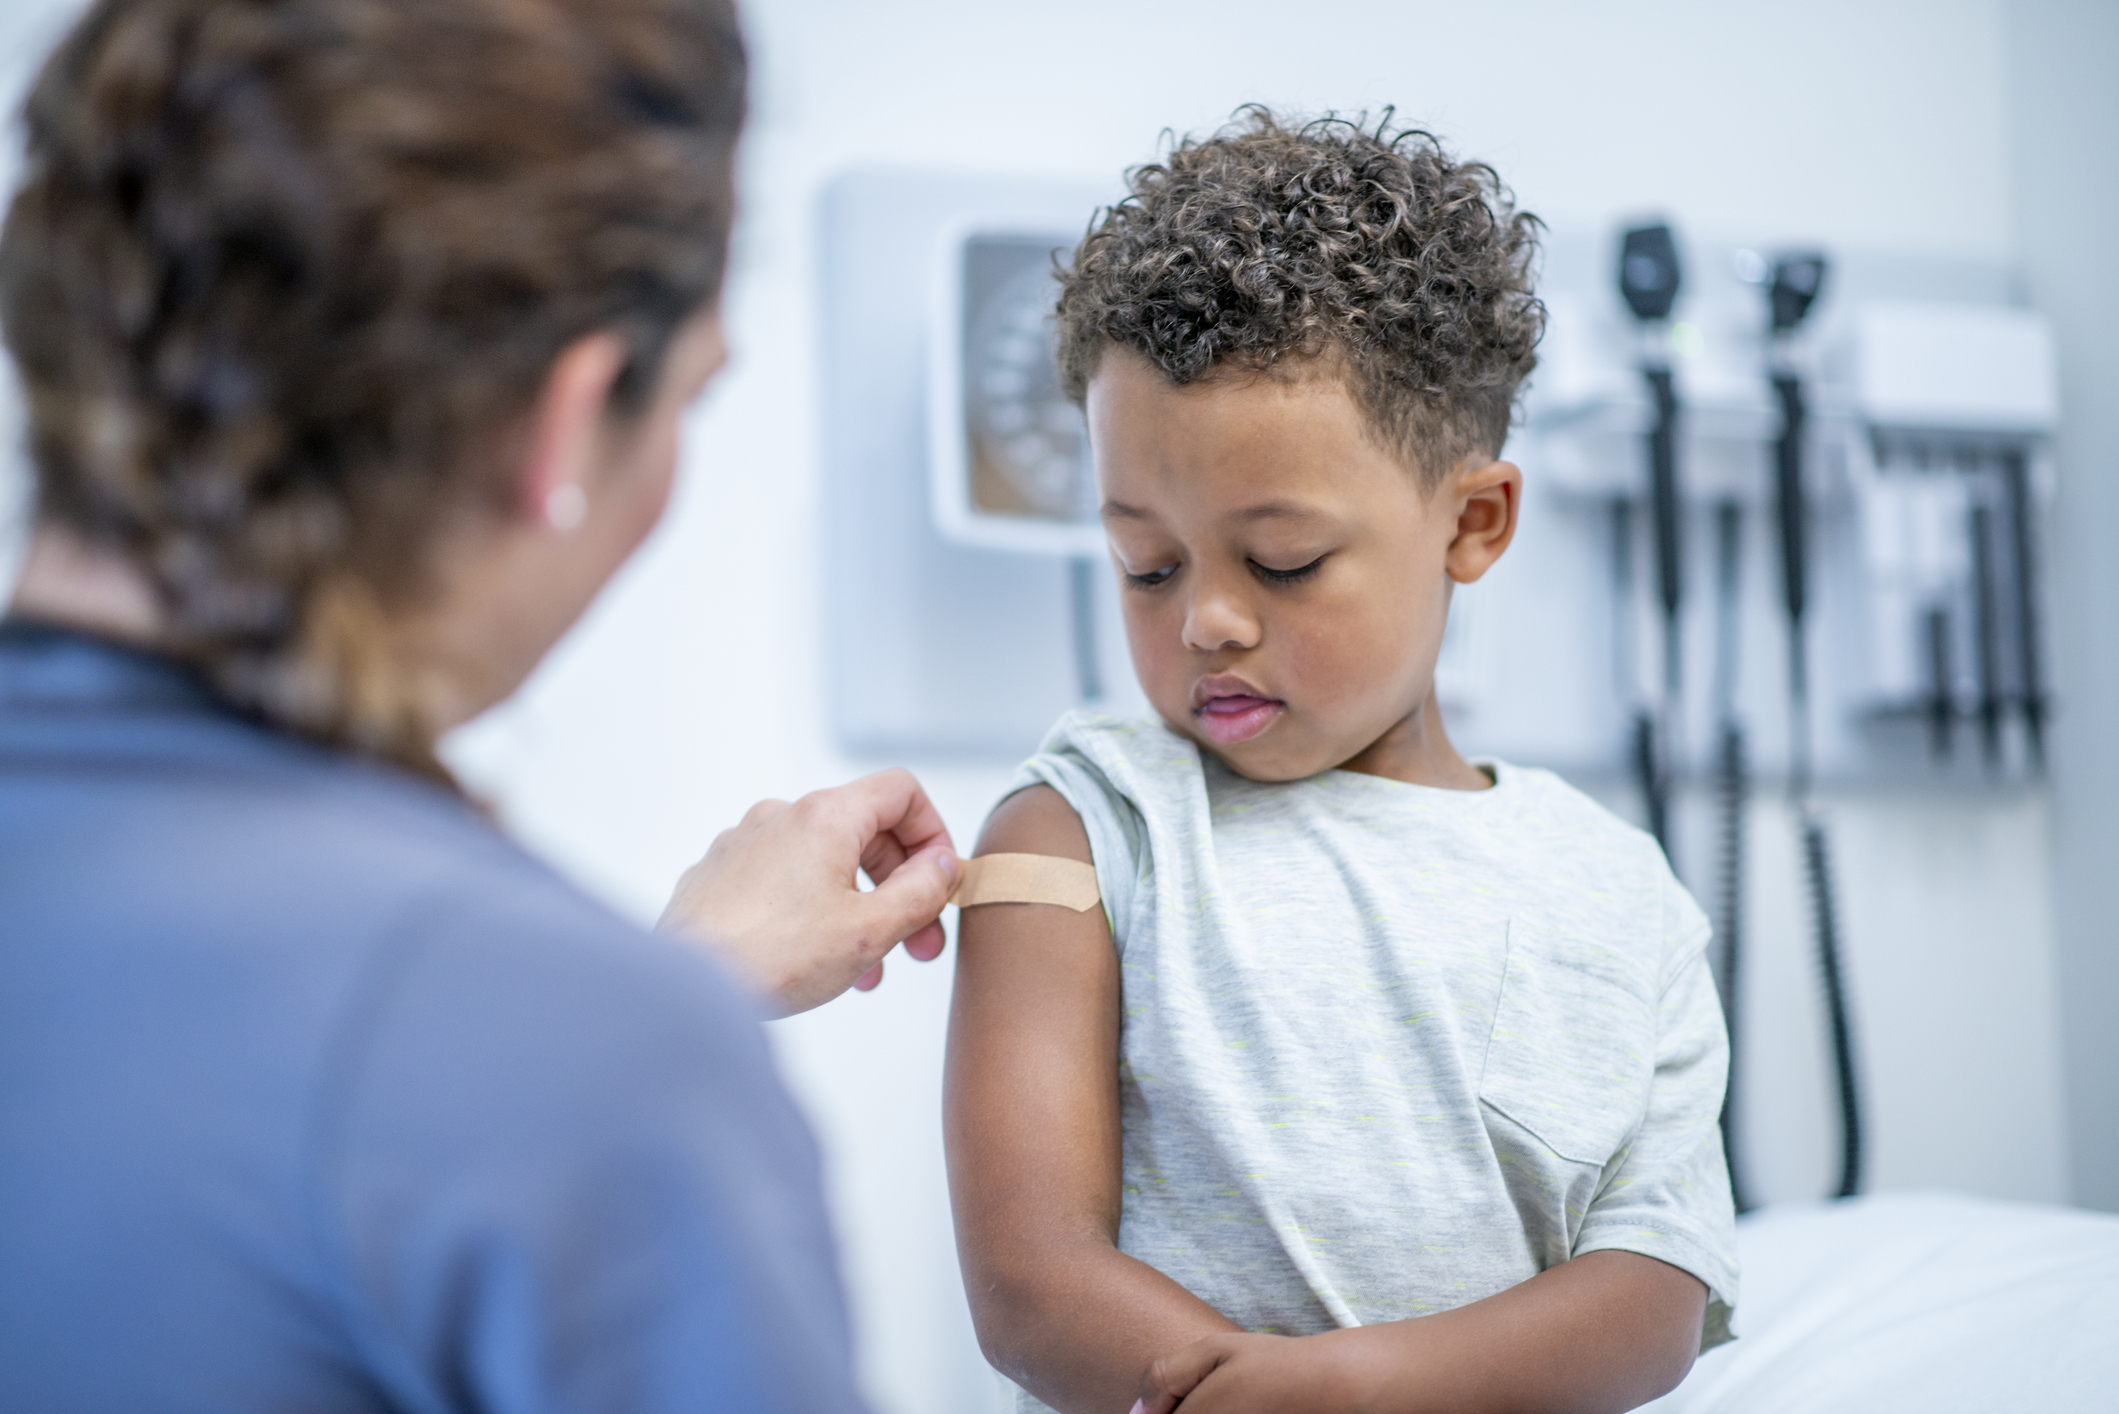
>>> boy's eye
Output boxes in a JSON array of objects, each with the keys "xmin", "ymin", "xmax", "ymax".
[
  {"xmin": 1250, "ymin": 553, "xmax": 1329, "ymax": 585},
  {"xmin": 1123, "ymin": 564, "xmax": 1178, "ymax": 589}
]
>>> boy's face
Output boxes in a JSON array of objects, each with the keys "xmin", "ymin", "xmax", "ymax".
[{"xmin": 1087, "ymin": 349, "xmax": 1520, "ymax": 784}]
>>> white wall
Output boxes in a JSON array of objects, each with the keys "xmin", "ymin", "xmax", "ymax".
[
  {"xmin": 2005, "ymin": 0, "xmax": 2119, "ymax": 1215},
  {"xmin": 0, "ymin": 3, "xmax": 2088, "ymax": 1412}
]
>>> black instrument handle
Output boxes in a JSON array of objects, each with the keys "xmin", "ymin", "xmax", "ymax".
[
  {"xmin": 2001, "ymin": 450, "xmax": 2047, "ymax": 769},
  {"xmin": 1925, "ymin": 606, "xmax": 1954, "ymax": 761},
  {"xmin": 1646, "ymin": 367, "xmax": 1683, "ymax": 626},
  {"xmin": 1772, "ymin": 374, "xmax": 1807, "ymax": 631},
  {"xmin": 1970, "ymin": 503, "xmax": 2004, "ymax": 767},
  {"xmin": 1633, "ymin": 710, "xmax": 1669, "ymax": 856}
]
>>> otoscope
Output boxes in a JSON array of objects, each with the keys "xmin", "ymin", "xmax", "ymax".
[
  {"xmin": 1618, "ymin": 224, "xmax": 1684, "ymax": 860},
  {"xmin": 1764, "ymin": 253, "xmax": 1863, "ymax": 1201}
]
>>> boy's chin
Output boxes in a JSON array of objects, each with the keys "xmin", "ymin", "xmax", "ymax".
[{"xmin": 1170, "ymin": 716, "xmax": 1343, "ymax": 784}]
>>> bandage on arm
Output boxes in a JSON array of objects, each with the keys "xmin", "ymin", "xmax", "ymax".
[{"xmin": 949, "ymin": 853, "xmax": 1100, "ymax": 912}]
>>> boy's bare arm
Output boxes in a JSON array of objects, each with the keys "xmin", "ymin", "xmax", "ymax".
[
  {"xmin": 1134, "ymin": 1248, "xmax": 1708, "ymax": 1414},
  {"xmin": 944, "ymin": 785, "xmax": 1242, "ymax": 1414}
]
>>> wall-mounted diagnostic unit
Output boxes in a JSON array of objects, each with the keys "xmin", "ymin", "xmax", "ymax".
[{"xmin": 1508, "ymin": 222, "xmax": 2059, "ymax": 1207}]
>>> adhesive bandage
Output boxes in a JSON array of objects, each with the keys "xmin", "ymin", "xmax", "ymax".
[{"xmin": 948, "ymin": 853, "xmax": 1100, "ymax": 912}]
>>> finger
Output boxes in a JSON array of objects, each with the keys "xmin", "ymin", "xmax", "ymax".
[
  {"xmin": 901, "ymin": 919, "xmax": 946, "ymax": 962},
  {"xmin": 1138, "ymin": 1337, "xmax": 1231, "ymax": 1414},
  {"xmin": 860, "ymin": 828, "xmax": 912, "ymax": 886},
  {"xmin": 838, "ymin": 768, "xmax": 955, "ymax": 860},
  {"xmin": 853, "ymin": 961, "xmax": 883, "ymax": 991},
  {"xmin": 854, "ymin": 842, "xmax": 959, "ymax": 948}
]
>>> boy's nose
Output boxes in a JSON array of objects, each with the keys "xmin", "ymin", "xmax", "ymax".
[{"xmin": 1181, "ymin": 587, "xmax": 1262, "ymax": 653}]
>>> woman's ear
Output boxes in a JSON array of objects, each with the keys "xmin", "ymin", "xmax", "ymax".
[
  {"xmin": 1443, "ymin": 458, "xmax": 1522, "ymax": 585},
  {"xmin": 518, "ymin": 331, "xmax": 629, "ymax": 531}
]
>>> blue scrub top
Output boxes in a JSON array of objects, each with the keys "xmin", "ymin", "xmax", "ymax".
[{"xmin": 0, "ymin": 621, "xmax": 868, "ymax": 1414}]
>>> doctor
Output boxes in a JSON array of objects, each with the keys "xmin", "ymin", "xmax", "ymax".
[{"xmin": 0, "ymin": 0, "xmax": 957, "ymax": 1409}]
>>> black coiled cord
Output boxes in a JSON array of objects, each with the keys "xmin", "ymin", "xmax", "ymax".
[
  {"xmin": 1714, "ymin": 721, "xmax": 1751, "ymax": 1214},
  {"xmin": 1775, "ymin": 363, "xmax": 1864, "ymax": 1204},
  {"xmin": 1803, "ymin": 814, "xmax": 1863, "ymax": 1199},
  {"xmin": 1634, "ymin": 710, "xmax": 1669, "ymax": 856}
]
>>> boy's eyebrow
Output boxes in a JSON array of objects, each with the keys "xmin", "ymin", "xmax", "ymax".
[
  {"xmin": 1227, "ymin": 500, "xmax": 1327, "ymax": 525},
  {"xmin": 1100, "ymin": 499, "xmax": 1328, "ymax": 525}
]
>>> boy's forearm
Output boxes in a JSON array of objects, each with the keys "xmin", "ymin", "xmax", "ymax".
[
  {"xmin": 1341, "ymin": 1250, "xmax": 1704, "ymax": 1413},
  {"xmin": 972, "ymin": 1236, "xmax": 1243, "ymax": 1414},
  {"xmin": 1136, "ymin": 1250, "xmax": 1707, "ymax": 1414}
]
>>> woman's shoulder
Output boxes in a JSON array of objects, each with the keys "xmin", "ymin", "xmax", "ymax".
[
  {"xmin": 286, "ymin": 753, "xmax": 770, "ymax": 1045},
  {"xmin": 2, "ymin": 656, "xmax": 763, "ymax": 1066}
]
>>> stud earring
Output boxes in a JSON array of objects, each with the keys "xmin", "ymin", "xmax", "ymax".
[{"xmin": 544, "ymin": 483, "xmax": 587, "ymax": 532}]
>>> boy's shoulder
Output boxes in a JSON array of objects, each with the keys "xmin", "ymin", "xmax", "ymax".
[
  {"xmin": 1493, "ymin": 761, "xmax": 1663, "ymax": 856},
  {"xmin": 1007, "ymin": 708, "xmax": 1199, "ymax": 822},
  {"xmin": 1030, "ymin": 707, "xmax": 1196, "ymax": 772},
  {"xmin": 1487, "ymin": 762, "xmax": 1711, "ymax": 981}
]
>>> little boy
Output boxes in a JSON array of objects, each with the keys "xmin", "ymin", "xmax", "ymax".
[{"xmin": 943, "ymin": 112, "xmax": 1736, "ymax": 1414}]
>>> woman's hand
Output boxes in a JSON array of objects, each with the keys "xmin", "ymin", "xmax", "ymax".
[{"xmin": 657, "ymin": 768, "xmax": 959, "ymax": 1016}]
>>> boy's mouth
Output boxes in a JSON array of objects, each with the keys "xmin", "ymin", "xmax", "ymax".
[{"xmin": 1192, "ymin": 679, "xmax": 1286, "ymax": 745}]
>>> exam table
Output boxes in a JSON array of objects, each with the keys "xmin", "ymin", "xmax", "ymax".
[{"xmin": 1642, "ymin": 1191, "xmax": 2119, "ymax": 1412}]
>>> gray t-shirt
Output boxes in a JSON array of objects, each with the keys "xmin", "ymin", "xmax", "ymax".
[{"xmin": 1008, "ymin": 711, "xmax": 1736, "ymax": 1408}]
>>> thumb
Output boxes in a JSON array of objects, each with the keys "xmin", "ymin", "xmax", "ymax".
[
  {"xmin": 1137, "ymin": 1335, "xmax": 1230, "ymax": 1414},
  {"xmin": 857, "ymin": 845, "xmax": 958, "ymax": 945}
]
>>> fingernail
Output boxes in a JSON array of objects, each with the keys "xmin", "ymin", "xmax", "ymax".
[
  {"xmin": 937, "ymin": 849, "xmax": 961, "ymax": 886},
  {"xmin": 1128, "ymin": 1403, "xmax": 1145, "ymax": 1414}
]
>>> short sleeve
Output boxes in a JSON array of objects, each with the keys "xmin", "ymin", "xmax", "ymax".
[
  {"xmin": 310, "ymin": 885, "xmax": 869, "ymax": 1414},
  {"xmin": 1005, "ymin": 717, "xmax": 1153, "ymax": 948},
  {"xmin": 1572, "ymin": 886, "xmax": 1740, "ymax": 1352}
]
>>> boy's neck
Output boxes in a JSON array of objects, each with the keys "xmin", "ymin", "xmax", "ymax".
[{"xmin": 1333, "ymin": 686, "xmax": 1491, "ymax": 790}]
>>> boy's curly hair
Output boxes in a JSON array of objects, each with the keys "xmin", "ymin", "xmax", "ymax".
[{"xmin": 1056, "ymin": 108, "xmax": 1543, "ymax": 484}]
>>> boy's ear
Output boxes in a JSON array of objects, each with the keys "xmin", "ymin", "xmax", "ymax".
[{"xmin": 1444, "ymin": 458, "xmax": 1521, "ymax": 585}]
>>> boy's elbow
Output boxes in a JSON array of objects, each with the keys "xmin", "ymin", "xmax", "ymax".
[
  {"xmin": 1638, "ymin": 1341, "xmax": 1699, "ymax": 1407},
  {"xmin": 960, "ymin": 1234, "xmax": 1114, "ymax": 1387},
  {"xmin": 959, "ymin": 1249, "xmax": 1059, "ymax": 1377},
  {"xmin": 1625, "ymin": 1274, "xmax": 1710, "ymax": 1409}
]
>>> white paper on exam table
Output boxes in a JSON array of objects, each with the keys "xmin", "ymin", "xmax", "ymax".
[{"xmin": 1641, "ymin": 1191, "xmax": 2119, "ymax": 1414}]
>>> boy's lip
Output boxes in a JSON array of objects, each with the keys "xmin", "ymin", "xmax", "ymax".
[{"xmin": 1192, "ymin": 674, "xmax": 1285, "ymax": 745}]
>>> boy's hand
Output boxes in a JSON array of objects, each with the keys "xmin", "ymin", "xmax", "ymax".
[{"xmin": 1132, "ymin": 1332, "xmax": 1369, "ymax": 1414}]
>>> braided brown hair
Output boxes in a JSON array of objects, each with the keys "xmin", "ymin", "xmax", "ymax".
[
  {"xmin": 1056, "ymin": 107, "xmax": 1544, "ymax": 485},
  {"xmin": 0, "ymin": 0, "xmax": 746, "ymax": 776}
]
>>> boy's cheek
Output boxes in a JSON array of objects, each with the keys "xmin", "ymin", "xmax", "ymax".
[{"xmin": 1122, "ymin": 600, "xmax": 1181, "ymax": 671}]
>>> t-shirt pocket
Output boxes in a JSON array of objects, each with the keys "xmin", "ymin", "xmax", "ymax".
[{"xmin": 1477, "ymin": 919, "xmax": 1657, "ymax": 1166}]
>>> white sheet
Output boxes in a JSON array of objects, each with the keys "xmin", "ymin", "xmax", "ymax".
[{"xmin": 1641, "ymin": 1192, "xmax": 2119, "ymax": 1413}]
